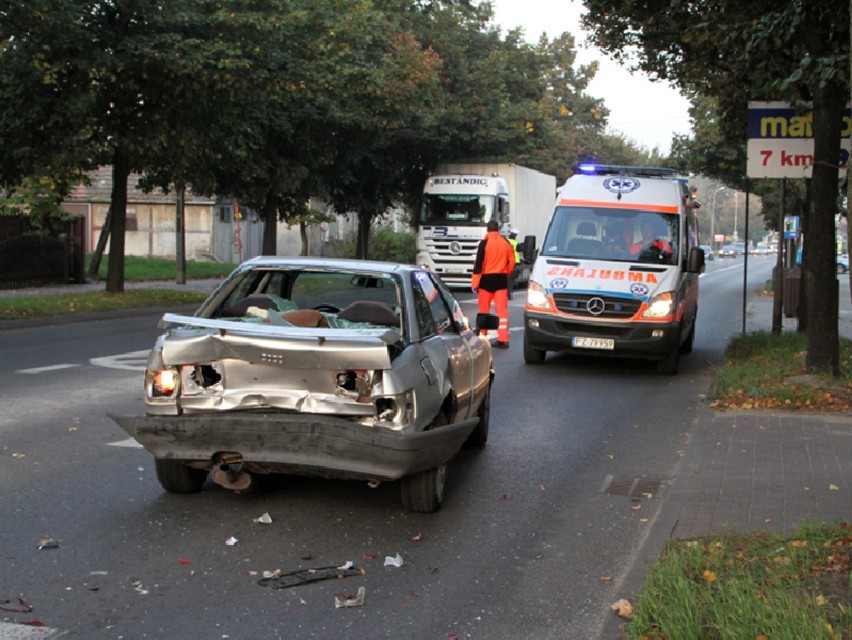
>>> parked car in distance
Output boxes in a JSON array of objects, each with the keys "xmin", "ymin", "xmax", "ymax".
[
  {"xmin": 719, "ymin": 244, "xmax": 738, "ymax": 258},
  {"xmin": 699, "ymin": 244, "xmax": 715, "ymax": 261},
  {"xmin": 110, "ymin": 256, "xmax": 499, "ymax": 513},
  {"xmin": 838, "ymin": 254, "xmax": 849, "ymax": 274}
]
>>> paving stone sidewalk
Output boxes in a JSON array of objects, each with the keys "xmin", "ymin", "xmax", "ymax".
[{"xmin": 669, "ymin": 276, "xmax": 852, "ymax": 539}]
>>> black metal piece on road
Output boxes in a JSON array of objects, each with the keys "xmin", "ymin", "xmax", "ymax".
[{"xmin": 257, "ymin": 565, "xmax": 365, "ymax": 589}]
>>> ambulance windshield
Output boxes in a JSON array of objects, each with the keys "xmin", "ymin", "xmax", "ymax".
[
  {"xmin": 420, "ymin": 194, "xmax": 496, "ymax": 226},
  {"xmin": 541, "ymin": 207, "xmax": 679, "ymax": 266}
]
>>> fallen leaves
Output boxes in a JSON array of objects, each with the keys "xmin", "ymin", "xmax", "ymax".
[{"xmin": 610, "ymin": 598, "xmax": 633, "ymax": 619}]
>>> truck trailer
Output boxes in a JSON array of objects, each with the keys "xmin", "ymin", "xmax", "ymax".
[{"xmin": 416, "ymin": 163, "xmax": 556, "ymax": 288}]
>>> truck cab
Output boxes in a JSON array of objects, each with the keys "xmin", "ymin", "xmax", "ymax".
[
  {"xmin": 417, "ymin": 175, "xmax": 510, "ymax": 287},
  {"xmin": 523, "ymin": 165, "xmax": 704, "ymax": 374}
]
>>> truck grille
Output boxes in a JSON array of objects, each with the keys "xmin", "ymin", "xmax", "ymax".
[
  {"xmin": 552, "ymin": 293, "xmax": 641, "ymax": 319},
  {"xmin": 424, "ymin": 238, "xmax": 481, "ymax": 262}
]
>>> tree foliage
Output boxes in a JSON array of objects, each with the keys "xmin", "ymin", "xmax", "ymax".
[
  {"xmin": 0, "ymin": 0, "xmax": 662, "ymax": 279},
  {"xmin": 582, "ymin": 0, "xmax": 850, "ymax": 374}
]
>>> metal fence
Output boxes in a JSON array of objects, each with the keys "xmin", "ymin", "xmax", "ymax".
[{"xmin": 0, "ymin": 215, "xmax": 86, "ymax": 290}]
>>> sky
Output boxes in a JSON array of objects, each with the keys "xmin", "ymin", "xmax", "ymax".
[{"xmin": 490, "ymin": 0, "xmax": 693, "ymax": 154}]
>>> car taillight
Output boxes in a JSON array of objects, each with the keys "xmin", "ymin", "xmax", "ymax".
[{"xmin": 147, "ymin": 368, "xmax": 179, "ymax": 398}]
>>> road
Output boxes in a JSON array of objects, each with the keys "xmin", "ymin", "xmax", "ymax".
[{"xmin": 0, "ymin": 256, "xmax": 776, "ymax": 639}]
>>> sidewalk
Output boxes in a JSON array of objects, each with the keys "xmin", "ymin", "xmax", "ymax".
[
  {"xmin": 601, "ymin": 278, "xmax": 852, "ymax": 637},
  {"xmin": 670, "ymin": 275, "xmax": 852, "ymax": 539}
]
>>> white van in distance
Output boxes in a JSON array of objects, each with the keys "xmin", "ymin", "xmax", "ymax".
[{"xmin": 523, "ymin": 165, "xmax": 705, "ymax": 374}]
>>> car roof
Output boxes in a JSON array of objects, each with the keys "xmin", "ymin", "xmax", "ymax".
[{"xmin": 237, "ymin": 256, "xmax": 414, "ymax": 275}]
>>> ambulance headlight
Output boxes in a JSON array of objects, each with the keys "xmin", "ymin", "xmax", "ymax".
[
  {"xmin": 641, "ymin": 292, "xmax": 675, "ymax": 319},
  {"xmin": 526, "ymin": 280, "xmax": 551, "ymax": 310}
]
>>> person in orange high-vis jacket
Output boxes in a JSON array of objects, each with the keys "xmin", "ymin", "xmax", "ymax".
[{"xmin": 471, "ymin": 220, "xmax": 516, "ymax": 348}]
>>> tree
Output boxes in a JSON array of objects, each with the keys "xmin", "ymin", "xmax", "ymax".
[{"xmin": 582, "ymin": 0, "xmax": 849, "ymax": 374}]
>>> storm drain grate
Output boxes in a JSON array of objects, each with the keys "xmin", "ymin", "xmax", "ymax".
[{"xmin": 600, "ymin": 474, "xmax": 665, "ymax": 498}]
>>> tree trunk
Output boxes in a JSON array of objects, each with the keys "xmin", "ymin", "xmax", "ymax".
[
  {"xmin": 106, "ymin": 149, "xmax": 130, "ymax": 293},
  {"xmin": 804, "ymin": 80, "xmax": 844, "ymax": 375},
  {"xmin": 87, "ymin": 208, "xmax": 111, "ymax": 281},
  {"xmin": 356, "ymin": 211, "xmax": 371, "ymax": 259},
  {"xmin": 261, "ymin": 190, "xmax": 279, "ymax": 256},
  {"xmin": 299, "ymin": 220, "xmax": 309, "ymax": 256}
]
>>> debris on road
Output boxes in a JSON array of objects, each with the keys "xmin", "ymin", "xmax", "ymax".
[
  {"xmin": 225, "ymin": 536, "xmax": 238, "ymax": 546},
  {"xmin": 0, "ymin": 597, "xmax": 33, "ymax": 613},
  {"xmin": 252, "ymin": 512, "xmax": 273, "ymax": 524},
  {"xmin": 334, "ymin": 586, "xmax": 366, "ymax": 608},
  {"xmin": 383, "ymin": 553, "xmax": 404, "ymax": 568},
  {"xmin": 257, "ymin": 564, "xmax": 364, "ymax": 589},
  {"xmin": 37, "ymin": 535, "xmax": 59, "ymax": 550}
]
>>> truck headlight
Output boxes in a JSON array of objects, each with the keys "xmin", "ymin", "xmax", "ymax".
[
  {"xmin": 526, "ymin": 280, "xmax": 552, "ymax": 310},
  {"xmin": 641, "ymin": 292, "xmax": 675, "ymax": 319}
]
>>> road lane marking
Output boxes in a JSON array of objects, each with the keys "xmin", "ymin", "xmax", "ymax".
[
  {"xmin": 90, "ymin": 350, "xmax": 149, "ymax": 371},
  {"xmin": 107, "ymin": 438, "xmax": 143, "ymax": 448},
  {"xmin": 16, "ymin": 364, "xmax": 79, "ymax": 374}
]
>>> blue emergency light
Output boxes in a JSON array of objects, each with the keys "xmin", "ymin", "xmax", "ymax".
[{"xmin": 575, "ymin": 164, "xmax": 677, "ymax": 177}]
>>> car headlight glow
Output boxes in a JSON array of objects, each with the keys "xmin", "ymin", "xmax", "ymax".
[
  {"xmin": 526, "ymin": 280, "xmax": 551, "ymax": 310},
  {"xmin": 642, "ymin": 292, "xmax": 675, "ymax": 319}
]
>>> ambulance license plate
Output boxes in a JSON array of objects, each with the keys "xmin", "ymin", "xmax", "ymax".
[{"xmin": 572, "ymin": 337, "xmax": 615, "ymax": 350}]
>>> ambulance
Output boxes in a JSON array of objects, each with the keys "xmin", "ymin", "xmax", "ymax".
[{"xmin": 523, "ymin": 165, "xmax": 705, "ymax": 374}]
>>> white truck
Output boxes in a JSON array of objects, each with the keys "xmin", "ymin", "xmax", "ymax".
[{"xmin": 416, "ymin": 163, "xmax": 557, "ymax": 288}]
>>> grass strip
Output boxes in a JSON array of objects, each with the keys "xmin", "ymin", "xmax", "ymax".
[
  {"xmin": 0, "ymin": 289, "xmax": 207, "ymax": 320},
  {"xmin": 710, "ymin": 331, "xmax": 852, "ymax": 412},
  {"xmin": 624, "ymin": 521, "xmax": 852, "ymax": 639}
]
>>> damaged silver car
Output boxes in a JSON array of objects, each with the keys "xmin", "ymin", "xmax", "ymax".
[{"xmin": 110, "ymin": 257, "xmax": 498, "ymax": 512}]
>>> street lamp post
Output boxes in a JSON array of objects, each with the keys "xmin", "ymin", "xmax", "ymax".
[
  {"xmin": 733, "ymin": 191, "xmax": 740, "ymax": 241},
  {"xmin": 711, "ymin": 186, "xmax": 726, "ymax": 249}
]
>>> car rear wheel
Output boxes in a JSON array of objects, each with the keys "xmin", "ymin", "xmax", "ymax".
[
  {"xmin": 466, "ymin": 383, "xmax": 490, "ymax": 446},
  {"xmin": 400, "ymin": 464, "xmax": 446, "ymax": 513},
  {"xmin": 155, "ymin": 459, "xmax": 208, "ymax": 493},
  {"xmin": 837, "ymin": 263, "xmax": 848, "ymax": 274},
  {"xmin": 523, "ymin": 333, "xmax": 546, "ymax": 364}
]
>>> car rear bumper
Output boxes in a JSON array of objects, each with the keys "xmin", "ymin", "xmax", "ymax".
[{"xmin": 108, "ymin": 411, "xmax": 478, "ymax": 481}]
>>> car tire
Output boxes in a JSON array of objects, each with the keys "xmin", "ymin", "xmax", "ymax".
[
  {"xmin": 837, "ymin": 263, "xmax": 848, "ymax": 274},
  {"xmin": 523, "ymin": 333, "xmax": 546, "ymax": 365},
  {"xmin": 466, "ymin": 383, "xmax": 490, "ymax": 447},
  {"xmin": 400, "ymin": 464, "xmax": 446, "ymax": 513},
  {"xmin": 656, "ymin": 341, "xmax": 680, "ymax": 376},
  {"xmin": 155, "ymin": 459, "xmax": 208, "ymax": 493},
  {"xmin": 679, "ymin": 318, "xmax": 696, "ymax": 355}
]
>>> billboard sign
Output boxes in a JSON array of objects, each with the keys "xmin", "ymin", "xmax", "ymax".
[{"xmin": 746, "ymin": 101, "xmax": 851, "ymax": 178}]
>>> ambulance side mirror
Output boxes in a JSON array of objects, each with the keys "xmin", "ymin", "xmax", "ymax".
[
  {"xmin": 522, "ymin": 235, "xmax": 537, "ymax": 263},
  {"xmin": 687, "ymin": 246, "xmax": 705, "ymax": 273}
]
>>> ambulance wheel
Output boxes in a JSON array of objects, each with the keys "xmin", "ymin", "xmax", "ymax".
[
  {"xmin": 523, "ymin": 334, "xmax": 546, "ymax": 365},
  {"xmin": 679, "ymin": 320, "xmax": 695, "ymax": 354},
  {"xmin": 656, "ymin": 343, "xmax": 680, "ymax": 375}
]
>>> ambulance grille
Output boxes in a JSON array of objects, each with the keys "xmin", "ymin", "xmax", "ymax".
[{"xmin": 552, "ymin": 293, "xmax": 641, "ymax": 319}]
